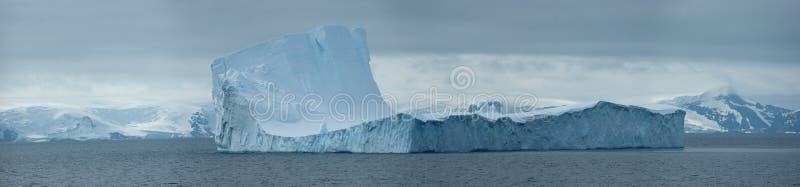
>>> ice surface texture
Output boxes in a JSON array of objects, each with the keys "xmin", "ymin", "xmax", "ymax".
[{"xmin": 212, "ymin": 25, "xmax": 390, "ymax": 146}]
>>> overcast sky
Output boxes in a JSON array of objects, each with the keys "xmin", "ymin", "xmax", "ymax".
[{"xmin": 1, "ymin": 0, "xmax": 799, "ymax": 109}]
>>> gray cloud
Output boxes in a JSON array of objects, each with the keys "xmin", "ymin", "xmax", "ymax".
[
  {"xmin": 2, "ymin": 0, "xmax": 799, "ymax": 61},
  {"xmin": 371, "ymin": 54, "xmax": 800, "ymax": 108},
  {"xmin": 1, "ymin": 0, "xmax": 799, "ymax": 109}
]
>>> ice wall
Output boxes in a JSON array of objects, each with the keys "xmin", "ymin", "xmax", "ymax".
[
  {"xmin": 217, "ymin": 101, "xmax": 685, "ymax": 153},
  {"xmin": 212, "ymin": 25, "xmax": 390, "ymax": 149}
]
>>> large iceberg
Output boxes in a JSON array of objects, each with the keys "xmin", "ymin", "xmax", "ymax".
[
  {"xmin": 211, "ymin": 25, "xmax": 391, "ymax": 147},
  {"xmin": 211, "ymin": 25, "xmax": 685, "ymax": 153},
  {"xmin": 221, "ymin": 101, "xmax": 685, "ymax": 153}
]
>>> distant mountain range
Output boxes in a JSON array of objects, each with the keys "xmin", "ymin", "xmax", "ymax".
[
  {"xmin": 1, "ymin": 88, "xmax": 797, "ymax": 142},
  {"xmin": 662, "ymin": 88, "xmax": 799, "ymax": 133},
  {"xmin": 0, "ymin": 105, "xmax": 215, "ymax": 142}
]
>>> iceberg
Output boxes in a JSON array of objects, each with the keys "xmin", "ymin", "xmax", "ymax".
[
  {"xmin": 215, "ymin": 101, "xmax": 685, "ymax": 153},
  {"xmin": 211, "ymin": 25, "xmax": 391, "ymax": 148},
  {"xmin": 211, "ymin": 25, "xmax": 685, "ymax": 153}
]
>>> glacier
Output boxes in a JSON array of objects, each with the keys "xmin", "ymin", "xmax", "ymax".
[{"xmin": 211, "ymin": 25, "xmax": 686, "ymax": 153}]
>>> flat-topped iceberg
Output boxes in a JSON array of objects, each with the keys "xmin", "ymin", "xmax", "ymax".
[
  {"xmin": 211, "ymin": 25, "xmax": 685, "ymax": 153},
  {"xmin": 216, "ymin": 101, "xmax": 685, "ymax": 153}
]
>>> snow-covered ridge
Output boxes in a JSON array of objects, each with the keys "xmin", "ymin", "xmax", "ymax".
[
  {"xmin": 0, "ymin": 105, "xmax": 213, "ymax": 142},
  {"xmin": 411, "ymin": 101, "xmax": 682, "ymax": 123},
  {"xmin": 217, "ymin": 101, "xmax": 685, "ymax": 153},
  {"xmin": 663, "ymin": 88, "xmax": 798, "ymax": 133}
]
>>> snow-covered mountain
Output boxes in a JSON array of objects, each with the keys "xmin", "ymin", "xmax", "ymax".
[
  {"xmin": 662, "ymin": 88, "xmax": 799, "ymax": 133},
  {"xmin": 0, "ymin": 105, "xmax": 216, "ymax": 142}
]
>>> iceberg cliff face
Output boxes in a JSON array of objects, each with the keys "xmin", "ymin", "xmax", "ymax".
[
  {"xmin": 212, "ymin": 25, "xmax": 390, "ymax": 150},
  {"xmin": 217, "ymin": 101, "xmax": 684, "ymax": 153}
]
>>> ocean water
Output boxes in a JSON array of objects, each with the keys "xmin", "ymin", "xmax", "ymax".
[{"xmin": 1, "ymin": 134, "xmax": 799, "ymax": 186}]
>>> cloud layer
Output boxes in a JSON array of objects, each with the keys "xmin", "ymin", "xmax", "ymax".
[
  {"xmin": 1, "ymin": 0, "xmax": 799, "ymax": 109},
  {"xmin": 2, "ymin": 54, "xmax": 798, "ymax": 110},
  {"xmin": 370, "ymin": 54, "xmax": 800, "ymax": 107},
  {"xmin": 2, "ymin": 0, "xmax": 799, "ymax": 61}
]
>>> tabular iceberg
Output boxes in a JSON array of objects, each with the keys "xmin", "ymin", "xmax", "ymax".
[
  {"xmin": 215, "ymin": 101, "xmax": 685, "ymax": 153},
  {"xmin": 211, "ymin": 25, "xmax": 685, "ymax": 153}
]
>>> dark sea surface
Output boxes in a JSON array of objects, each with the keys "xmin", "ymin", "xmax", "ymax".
[{"xmin": 2, "ymin": 134, "xmax": 799, "ymax": 186}]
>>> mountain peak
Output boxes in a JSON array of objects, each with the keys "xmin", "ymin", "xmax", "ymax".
[
  {"xmin": 663, "ymin": 86, "xmax": 799, "ymax": 133},
  {"xmin": 662, "ymin": 87, "xmax": 741, "ymax": 105},
  {"xmin": 700, "ymin": 86, "xmax": 738, "ymax": 98}
]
